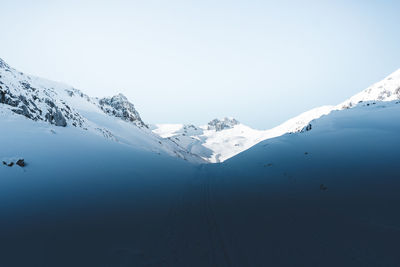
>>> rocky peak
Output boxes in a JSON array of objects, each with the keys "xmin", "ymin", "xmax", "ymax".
[
  {"xmin": 0, "ymin": 58, "xmax": 10, "ymax": 69},
  {"xmin": 207, "ymin": 117, "xmax": 239, "ymax": 131},
  {"xmin": 0, "ymin": 59, "xmax": 87, "ymax": 128},
  {"xmin": 98, "ymin": 93, "xmax": 147, "ymax": 128}
]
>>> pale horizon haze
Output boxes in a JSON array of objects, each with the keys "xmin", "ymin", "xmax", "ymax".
[{"xmin": 1, "ymin": 0, "xmax": 400, "ymax": 129}]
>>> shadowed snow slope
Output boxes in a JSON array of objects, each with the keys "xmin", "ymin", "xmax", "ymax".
[
  {"xmin": 1, "ymin": 96, "xmax": 400, "ymax": 265},
  {"xmin": 1, "ymin": 57, "xmax": 400, "ymax": 266},
  {"xmin": 152, "ymin": 106, "xmax": 334, "ymax": 163},
  {"xmin": 153, "ymin": 68, "xmax": 400, "ymax": 163}
]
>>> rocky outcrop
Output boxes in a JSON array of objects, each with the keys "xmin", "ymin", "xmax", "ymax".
[
  {"xmin": 207, "ymin": 117, "xmax": 239, "ymax": 131},
  {"xmin": 2, "ymin": 158, "xmax": 25, "ymax": 167},
  {"xmin": 98, "ymin": 93, "xmax": 147, "ymax": 128},
  {"xmin": 16, "ymin": 159, "xmax": 25, "ymax": 167},
  {"xmin": 0, "ymin": 58, "xmax": 10, "ymax": 69},
  {"xmin": 301, "ymin": 123, "xmax": 312, "ymax": 132},
  {"xmin": 0, "ymin": 58, "xmax": 86, "ymax": 128}
]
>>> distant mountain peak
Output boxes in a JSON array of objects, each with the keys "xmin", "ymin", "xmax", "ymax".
[
  {"xmin": 0, "ymin": 58, "xmax": 204, "ymax": 163},
  {"xmin": 98, "ymin": 94, "xmax": 147, "ymax": 128},
  {"xmin": 207, "ymin": 117, "xmax": 239, "ymax": 131}
]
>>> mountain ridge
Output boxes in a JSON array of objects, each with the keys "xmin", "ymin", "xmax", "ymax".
[
  {"xmin": 1, "ymin": 57, "xmax": 400, "ymax": 163},
  {"xmin": 152, "ymin": 68, "xmax": 400, "ymax": 162},
  {"xmin": 0, "ymin": 58, "xmax": 205, "ymax": 163}
]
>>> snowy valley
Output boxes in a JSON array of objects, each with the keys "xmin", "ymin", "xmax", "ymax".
[
  {"xmin": 1, "ymin": 57, "xmax": 400, "ymax": 266},
  {"xmin": 2, "ymin": 57, "xmax": 400, "ymax": 165},
  {"xmin": 152, "ymin": 67, "xmax": 400, "ymax": 163}
]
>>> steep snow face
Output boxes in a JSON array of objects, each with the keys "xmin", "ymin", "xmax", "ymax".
[
  {"xmin": 0, "ymin": 58, "xmax": 204, "ymax": 163},
  {"xmin": 338, "ymin": 69, "xmax": 400, "ymax": 109},
  {"xmin": 0, "ymin": 60, "xmax": 86, "ymax": 128}
]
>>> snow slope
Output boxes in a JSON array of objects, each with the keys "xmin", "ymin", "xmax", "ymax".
[
  {"xmin": 153, "ymin": 69, "xmax": 400, "ymax": 163},
  {"xmin": 1, "ymin": 96, "xmax": 400, "ymax": 266},
  {"xmin": 338, "ymin": 68, "xmax": 400, "ymax": 109},
  {"xmin": 0, "ymin": 58, "xmax": 204, "ymax": 163},
  {"xmin": 205, "ymin": 100, "xmax": 400, "ymax": 266},
  {"xmin": 152, "ymin": 106, "xmax": 334, "ymax": 163},
  {"xmin": 2, "ymin": 57, "xmax": 400, "ymax": 266}
]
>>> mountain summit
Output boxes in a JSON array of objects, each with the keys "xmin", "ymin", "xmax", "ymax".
[
  {"xmin": 0, "ymin": 58, "xmax": 204, "ymax": 163},
  {"xmin": 1, "ymin": 57, "xmax": 400, "ymax": 164},
  {"xmin": 207, "ymin": 117, "xmax": 239, "ymax": 131},
  {"xmin": 98, "ymin": 93, "xmax": 146, "ymax": 128}
]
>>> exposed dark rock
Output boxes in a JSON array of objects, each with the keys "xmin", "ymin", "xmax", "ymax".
[
  {"xmin": 98, "ymin": 93, "xmax": 147, "ymax": 127},
  {"xmin": 16, "ymin": 159, "xmax": 25, "ymax": 167},
  {"xmin": 302, "ymin": 123, "xmax": 312, "ymax": 132},
  {"xmin": 207, "ymin": 117, "xmax": 239, "ymax": 131},
  {"xmin": 54, "ymin": 109, "xmax": 67, "ymax": 126},
  {"xmin": 20, "ymin": 81, "xmax": 36, "ymax": 92},
  {"xmin": 12, "ymin": 106, "xmax": 33, "ymax": 119},
  {"xmin": 45, "ymin": 108, "xmax": 67, "ymax": 127}
]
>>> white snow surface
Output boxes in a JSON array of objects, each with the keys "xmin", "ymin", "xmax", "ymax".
[
  {"xmin": 1, "ymin": 89, "xmax": 400, "ymax": 266},
  {"xmin": 152, "ymin": 69, "xmax": 400, "ymax": 163},
  {"xmin": 152, "ymin": 106, "xmax": 334, "ymax": 163},
  {"xmin": 2, "ymin": 57, "xmax": 400, "ymax": 164},
  {"xmin": 2, "ymin": 58, "xmax": 400, "ymax": 266},
  {"xmin": 0, "ymin": 58, "xmax": 204, "ymax": 163}
]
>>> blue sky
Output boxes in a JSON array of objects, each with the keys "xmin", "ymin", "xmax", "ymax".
[{"xmin": 1, "ymin": 0, "xmax": 400, "ymax": 129}]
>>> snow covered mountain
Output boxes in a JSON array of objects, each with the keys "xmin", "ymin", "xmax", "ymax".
[
  {"xmin": 152, "ymin": 108, "xmax": 334, "ymax": 163},
  {"xmin": 0, "ymin": 58, "xmax": 204, "ymax": 163},
  {"xmin": 2, "ymin": 56, "xmax": 400, "ymax": 165},
  {"xmin": 152, "ymin": 69, "xmax": 400, "ymax": 163},
  {"xmin": 338, "ymin": 69, "xmax": 400, "ymax": 109},
  {"xmin": 2, "ymin": 57, "xmax": 400, "ymax": 266},
  {"xmin": 2, "ymin": 77, "xmax": 400, "ymax": 266}
]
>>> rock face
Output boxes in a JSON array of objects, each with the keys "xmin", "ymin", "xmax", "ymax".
[
  {"xmin": 2, "ymin": 159, "xmax": 25, "ymax": 167},
  {"xmin": 0, "ymin": 58, "xmax": 85, "ymax": 128},
  {"xmin": 207, "ymin": 117, "xmax": 239, "ymax": 131},
  {"xmin": 0, "ymin": 58, "xmax": 10, "ymax": 69},
  {"xmin": 98, "ymin": 93, "xmax": 147, "ymax": 128},
  {"xmin": 0, "ymin": 57, "xmax": 206, "ymax": 163},
  {"xmin": 16, "ymin": 159, "xmax": 25, "ymax": 167}
]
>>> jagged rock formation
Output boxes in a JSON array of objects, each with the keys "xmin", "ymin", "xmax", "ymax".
[
  {"xmin": 0, "ymin": 58, "xmax": 148, "ymax": 129},
  {"xmin": 0, "ymin": 59, "xmax": 85, "ymax": 127},
  {"xmin": 207, "ymin": 117, "xmax": 239, "ymax": 131},
  {"xmin": 98, "ymin": 94, "xmax": 147, "ymax": 128},
  {"xmin": 0, "ymin": 57, "xmax": 204, "ymax": 163}
]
